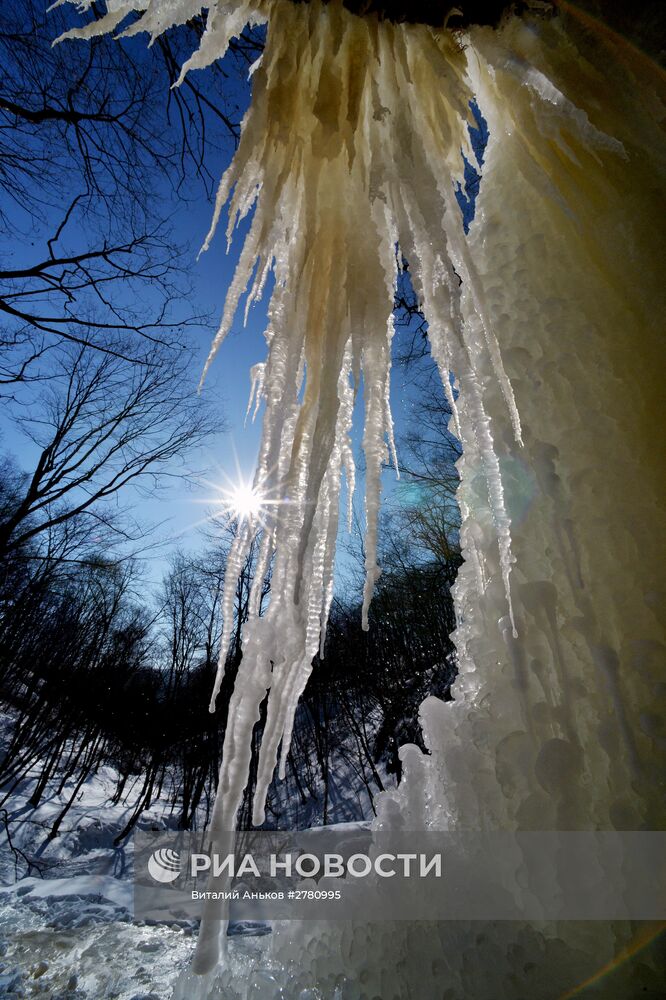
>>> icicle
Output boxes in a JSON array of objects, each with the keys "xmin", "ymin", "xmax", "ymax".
[
  {"xmin": 244, "ymin": 362, "xmax": 265, "ymax": 425},
  {"xmin": 62, "ymin": 2, "xmax": 666, "ymax": 994},
  {"xmin": 460, "ymin": 366, "xmax": 517, "ymax": 637},
  {"xmin": 208, "ymin": 517, "xmax": 254, "ymax": 712},
  {"xmin": 60, "ymin": 2, "xmax": 535, "ymax": 974},
  {"xmin": 384, "ymin": 314, "xmax": 400, "ymax": 478}
]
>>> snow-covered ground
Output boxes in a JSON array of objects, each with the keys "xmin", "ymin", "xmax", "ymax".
[
  {"xmin": 0, "ymin": 758, "xmax": 195, "ymax": 998},
  {"xmin": 0, "ymin": 877, "xmax": 279, "ymax": 999},
  {"xmin": 0, "ymin": 719, "xmax": 375, "ymax": 999},
  {"xmin": 0, "ymin": 743, "xmax": 282, "ymax": 999}
]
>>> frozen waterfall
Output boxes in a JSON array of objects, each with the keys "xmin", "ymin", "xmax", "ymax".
[{"xmin": 60, "ymin": 1, "xmax": 665, "ymax": 996}]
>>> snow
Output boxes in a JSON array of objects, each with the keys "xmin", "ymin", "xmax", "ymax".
[
  {"xmin": 0, "ymin": 764, "xmax": 190, "ymax": 999},
  {"xmin": 0, "ymin": 898, "xmax": 195, "ymax": 999},
  {"xmin": 0, "ymin": 708, "xmax": 383, "ymax": 996},
  {"xmin": 9, "ymin": 873, "xmax": 131, "ymax": 909},
  {"xmin": 0, "ymin": 730, "xmax": 282, "ymax": 998}
]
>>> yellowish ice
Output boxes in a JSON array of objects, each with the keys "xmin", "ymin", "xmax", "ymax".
[{"xmin": 60, "ymin": 2, "xmax": 666, "ymax": 994}]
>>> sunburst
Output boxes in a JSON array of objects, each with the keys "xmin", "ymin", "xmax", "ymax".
[{"xmin": 214, "ymin": 476, "xmax": 270, "ymax": 525}]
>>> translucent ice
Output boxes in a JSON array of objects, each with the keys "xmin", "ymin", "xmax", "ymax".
[{"xmin": 60, "ymin": 2, "xmax": 666, "ymax": 992}]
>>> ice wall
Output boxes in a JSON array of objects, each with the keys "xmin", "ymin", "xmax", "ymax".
[
  {"xmin": 252, "ymin": 13, "xmax": 666, "ymax": 998},
  {"xmin": 422, "ymin": 13, "xmax": 666, "ymax": 838},
  {"xmin": 59, "ymin": 1, "xmax": 666, "ymax": 994},
  {"xmin": 272, "ymin": 15, "xmax": 664, "ymax": 991}
]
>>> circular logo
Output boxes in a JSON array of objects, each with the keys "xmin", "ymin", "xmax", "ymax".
[{"xmin": 147, "ymin": 848, "xmax": 181, "ymax": 884}]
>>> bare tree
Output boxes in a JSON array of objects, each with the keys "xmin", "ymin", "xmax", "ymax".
[
  {"xmin": 0, "ymin": 0, "xmax": 265, "ymax": 384},
  {"xmin": 0, "ymin": 342, "xmax": 217, "ymax": 560},
  {"xmin": 0, "ymin": 197, "xmax": 207, "ymax": 383},
  {"xmin": 0, "ymin": 0, "xmax": 257, "ymax": 220}
]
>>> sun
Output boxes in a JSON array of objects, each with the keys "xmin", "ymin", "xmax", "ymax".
[
  {"xmin": 222, "ymin": 481, "xmax": 265, "ymax": 521},
  {"xmin": 188, "ymin": 449, "xmax": 287, "ymax": 536}
]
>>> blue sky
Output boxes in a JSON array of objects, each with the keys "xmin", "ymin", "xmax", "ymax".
[
  {"xmin": 0, "ymin": 25, "xmax": 267, "ymax": 583},
  {"xmin": 0, "ymin": 20, "xmax": 485, "ymax": 591}
]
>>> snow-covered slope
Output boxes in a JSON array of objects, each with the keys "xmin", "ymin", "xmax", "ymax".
[
  {"xmin": 0, "ymin": 712, "xmax": 375, "ymax": 998},
  {"xmin": 0, "ymin": 752, "xmax": 192, "ymax": 998}
]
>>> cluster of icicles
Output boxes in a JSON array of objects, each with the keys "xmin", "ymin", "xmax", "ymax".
[
  {"xmin": 60, "ymin": 0, "xmax": 521, "ymax": 823},
  {"xmin": 59, "ymin": 0, "xmax": 531, "ymax": 972}
]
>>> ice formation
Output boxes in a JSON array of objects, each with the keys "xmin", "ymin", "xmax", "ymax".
[{"xmin": 59, "ymin": 1, "xmax": 666, "ymax": 995}]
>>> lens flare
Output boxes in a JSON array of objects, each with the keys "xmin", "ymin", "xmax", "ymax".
[{"xmin": 218, "ymin": 480, "xmax": 265, "ymax": 522}]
